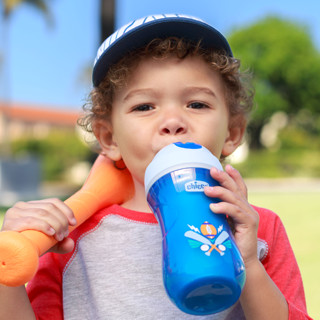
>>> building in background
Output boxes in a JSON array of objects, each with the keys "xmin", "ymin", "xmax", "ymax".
[
  {"xmin": 0, "ymin": 101, "xmax": 81, "ymax": 206},
  {"xmin": 0, "ymin": 102, "xmax": 79, "ymax": 142}
]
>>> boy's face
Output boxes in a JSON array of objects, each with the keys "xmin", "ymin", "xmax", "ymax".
[{"xmin": 95, "ymin": 55, "xmax": 244, "ymax": 186}]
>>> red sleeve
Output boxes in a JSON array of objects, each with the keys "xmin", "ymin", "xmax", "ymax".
[
  {"xmin": 255, "ymin": 206, "xmax": 313, "ymax": 320},
  {"xmin": 26, "ymin": 253, "xmax": 64, "ymax": 320}
]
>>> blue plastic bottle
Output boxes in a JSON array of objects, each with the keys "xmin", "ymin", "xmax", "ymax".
[{"xmin": 144, "ymin": 142, "xmax": 246, "ymax": 315}]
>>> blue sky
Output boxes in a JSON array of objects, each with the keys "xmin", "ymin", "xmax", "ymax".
[{"xmin": 0, "ymin": 0, "xmax": 319, "ymax": 111}]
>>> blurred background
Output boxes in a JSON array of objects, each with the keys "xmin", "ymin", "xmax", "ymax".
[{"xmin": 0, "ymin": 0, "xmax": 319, "ymax": 317}]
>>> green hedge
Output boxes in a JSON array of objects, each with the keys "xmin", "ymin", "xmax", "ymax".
[
  {"xmin": 10, "ymin": 125, "xmax": 320, "ymax": 180},
  {"xmin": 234, "ymin": 149, "xmax": 320, "ymax": 178},
  {"xmin": 11, "ymin": 131, "xmax": 94, "ymax": 181},
  {"xmin": 234, "ymin": 126, "xmax": 320, "ymax": 178}
]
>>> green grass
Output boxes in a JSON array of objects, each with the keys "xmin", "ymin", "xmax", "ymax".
[
  {"xmin": 249, "ymin": 191, "xmax": 319, "ymax": 319},
  {"xmin": 1, "ymin": 192, "xmax": 319, "ymax": 318},
  {"xmin": 0, "ymin": 210, "xmax": 5, "ymax": 226}
]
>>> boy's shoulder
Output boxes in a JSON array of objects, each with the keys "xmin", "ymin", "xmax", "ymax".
[
  {"xmin": 252, "ymin": 204, "xmax": 284, "ymax": 234},
  {"xmin": 252, "ymin": 204, "xmax": 279, "ymax": 219}
]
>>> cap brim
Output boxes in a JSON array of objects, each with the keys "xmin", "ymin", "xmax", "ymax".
[{"xmin": 93, "ymin": 15, "xmax": 232, "ymax": 87}]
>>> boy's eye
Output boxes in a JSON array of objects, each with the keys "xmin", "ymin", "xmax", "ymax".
[
  {"xmin": 132, "ymin": 104, "xmax": 154, "ymax": 112},
  {"xmin": 188, "ymin": 102, "xmax": 209, "ymax": 109}
]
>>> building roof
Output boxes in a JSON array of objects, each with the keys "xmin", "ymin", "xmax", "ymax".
[{"xmin": 0, "ymin": 102, "xmax": 80, "ymax": 127}]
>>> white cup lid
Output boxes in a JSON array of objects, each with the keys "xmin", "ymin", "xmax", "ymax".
[{"xmin": 144, "ymin": 142, "xmax": 222, "ymax": 194}]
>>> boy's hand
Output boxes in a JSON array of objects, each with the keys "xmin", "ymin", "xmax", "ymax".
[
  {"xmin": 1, "ymin": 198, "xmax": 77, "ymax": 255},
  {"xmin": 204, "ymin": 164, "xmax": 259, "ymax": 267}
]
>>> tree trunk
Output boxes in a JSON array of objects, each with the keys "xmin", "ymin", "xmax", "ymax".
[
  {"xmin": 247, "ymin": 123, "xmax": 264, "ymax": 150},
  {"xmin": 100, "ymin": 0, "xmax": 115, "ymax": 43}
]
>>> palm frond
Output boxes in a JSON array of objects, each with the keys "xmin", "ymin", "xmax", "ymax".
[{"xmin": 2, "ymin": 0, "xmax": 53, "ymax": 26}]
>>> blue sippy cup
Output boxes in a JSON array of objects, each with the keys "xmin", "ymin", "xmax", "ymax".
[{"xmin": 144, "ymin": 142, "xmax": 246, "ymax": 315}]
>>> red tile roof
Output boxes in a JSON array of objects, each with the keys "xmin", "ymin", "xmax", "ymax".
[{"xmin": 0, "ymin": 102, "xmax": 80, "ymax": 126}]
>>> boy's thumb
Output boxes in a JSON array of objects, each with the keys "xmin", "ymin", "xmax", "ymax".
[{"xmin": 46, "ymin": 237, "xmax": 75, "ymax": 255}]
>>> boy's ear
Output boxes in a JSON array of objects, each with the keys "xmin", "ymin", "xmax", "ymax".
[
  {"xmin": 221, "ymin": 119, "xmax": 246, "ymax": 157},
  {"xmin": 93, "ymin": 120, "xmax": 122, "ymax": 161}
]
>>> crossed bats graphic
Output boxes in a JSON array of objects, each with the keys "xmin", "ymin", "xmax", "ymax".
[{"xmin": 184, "ymin": 230, "xmax": 229, "ymax": 256}]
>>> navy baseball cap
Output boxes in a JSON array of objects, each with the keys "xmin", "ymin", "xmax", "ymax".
[{"xmin": 92, "ymin": 14, "xmax": 233, "ymax": 87}]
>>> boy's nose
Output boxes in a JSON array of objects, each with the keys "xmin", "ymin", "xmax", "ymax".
[{"xmin": 159, "ymin": 114, "xmax": 187, "ymax": 136}]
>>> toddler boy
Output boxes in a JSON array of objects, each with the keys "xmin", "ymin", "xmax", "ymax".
[{"xmin": 0, "ymin": 14, "xmax": 311, "ymax": 319}]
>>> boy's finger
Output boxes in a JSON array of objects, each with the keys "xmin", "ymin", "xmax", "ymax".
[
  {"xmin": 28, "ymin": 198, "xmax": 77, "ymax": 226},
  {"xmin": 209, "ymin": 201, "xmax": 258, "ymax": 228},
  {"xmin": 10, "ymin": 201, "xmax": 72, "ymax": 240},
  {"xmin": 209, "ymin": 167, "xmax": 238, "ymax": 192},
  {"xmin": 224, "ymin": 164, "xmax": 248, "ymax": 198},
  {"xmin": 204, "ymin": 185, "xmax": 243, "ymax": 210},
  {"xmin": 1, "ymin": 213, "xmax": 56, "ymax": 236},
  {"xmin": 48, "ymin": 238, "xmax": 75, "ymax": 255},
  {"xmin": 44, "ymin": 198, "xmax": 76, "ymax": 226}
]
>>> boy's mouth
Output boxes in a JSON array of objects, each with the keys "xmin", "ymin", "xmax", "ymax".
[
  {"xmin": 155, "ymin": 139, "xmax": 196, "ymax": 152},
  {"xmin": 152, "ymin": 140, "xmax": 199, "ymax": 158}
]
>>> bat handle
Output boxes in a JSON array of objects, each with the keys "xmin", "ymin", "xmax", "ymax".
[{"xmin": 206, "ymin": 244, "xmax": 222, "ymax": 256}]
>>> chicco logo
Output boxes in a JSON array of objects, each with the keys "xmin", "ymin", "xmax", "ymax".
[{"xmin": 185, "ymin": 181, "xmax": 209, "ymax": 192}]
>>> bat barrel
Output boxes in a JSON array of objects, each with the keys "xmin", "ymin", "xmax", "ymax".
[
  {"xmin": 0, "ymin": 191, "xmax": 111, "ymax": 287},
  {"xmin": 0, "ymin": 231, "xmax": 40, "ymax": 287}
]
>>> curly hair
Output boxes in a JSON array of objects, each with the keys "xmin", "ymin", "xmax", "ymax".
[{"xmin": 78, "ymin": 37, "xmax": 254, "ymax": 135}]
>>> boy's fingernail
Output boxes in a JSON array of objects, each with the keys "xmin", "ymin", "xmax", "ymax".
[
  {"xmin": 56, "ymin": 233, "xmax": 64, "ymax": 241},
  {"xmin": 70, "ymin": 217, "xmax": 77, "ymax": 225},
  {"xmin": 226, "ymin": 164, "xmax": 236, "ymax": 171},
  {"xmin": 212, "ymin": 167, "xmax": 223, "ymax": 176},
  {"xmin": 209, "ymin": 203, "xmax": 219, "ymax": 211},
  {"xmin": 48, "ymin": 227, "xmax": 56, "ymax": 235}
]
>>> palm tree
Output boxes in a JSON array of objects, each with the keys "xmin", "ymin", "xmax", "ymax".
[
  {"xmin": 0, "ymin": 0, "xmax": 52, "ymax": 155},
  {"xmin": 100, "ymin": 0, "xmax": 115, "ymax": 43},
  {"xmin": 78, "ymin": 0, "xmax": 115, "ymax": 87}
]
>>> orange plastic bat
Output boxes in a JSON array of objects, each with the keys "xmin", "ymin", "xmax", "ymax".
[{"xmin": 0, "ymin": 155, "xmax": 134, "ymax": 287}]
